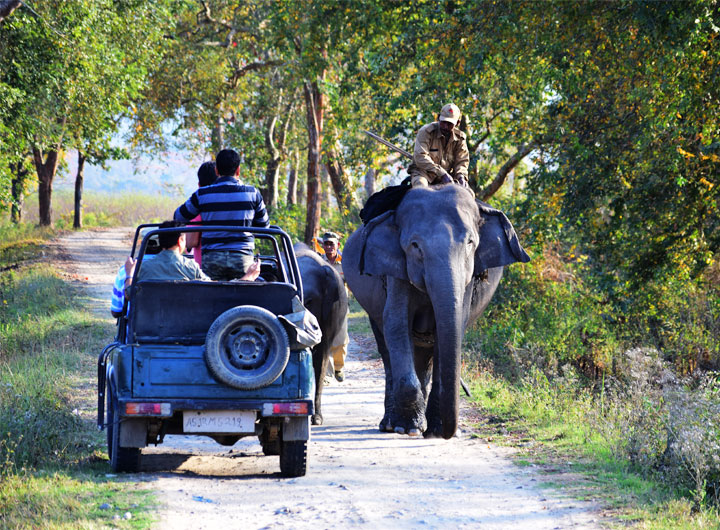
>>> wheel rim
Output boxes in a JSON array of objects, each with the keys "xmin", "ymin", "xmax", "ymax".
[{"xmin": 223, "ymin": 323, "xmax": 270, "ymax": 370}]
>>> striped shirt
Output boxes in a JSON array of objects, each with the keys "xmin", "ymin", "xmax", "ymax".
[{"xmin": 174, "ymin": 176, "xmax": 269, "ymax": 253}]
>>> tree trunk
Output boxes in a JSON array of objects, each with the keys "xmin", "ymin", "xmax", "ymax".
[
  {"xmin": 297, "ymin": 175, "xmax": 306, "ymax": 208},
  {"xmin": 364, "ymin": 168, "xmax": 375, "ymax": 200},
  {"xmin": 264, "ymin": 115, "xmax": 280, "ymax": 210},
  {"xmin": 325, "ymin": 147, "xmax": 354, "ymax": 212},
  {"xmin": 73, "ymin": 151, "xmax": 86, "ymax": 229},
  {"xmin": 321, "ymin": 165, "xmax": 331, "ymax": 209},
  {"xmin": 32, "ymin": 147, "xmax": 61, "ymax": 226},
  {"xmin": 286, "ymin": 150, "xmax": 298, "ymax": 205},
  {"xmin": 10, "ymin": 160, "xmax": 29, "ymax": 223},
  {"xmin": 303, "ymin": 79, "xmax": 324, "ymax": 245}
]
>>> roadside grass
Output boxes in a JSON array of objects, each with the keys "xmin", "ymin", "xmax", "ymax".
[
  {"xmin": 348, "ymin": 296, "xmax": 372, "ymax": 336},
  {"xmin": 0, "ymin": 223, "xmax": 57, "ymax": 269},
  {"xmin": 462, "ymin": 365, "xmax": 720, "ymax": 529},
  {"xmin": 0, "ymin": 469, "xmax": 155, "ymax": 529},
  {"xmin": 0, "ymin": 230, "xmax": 155, "ymax": 529}
]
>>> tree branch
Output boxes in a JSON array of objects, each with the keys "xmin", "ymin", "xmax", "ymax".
[
  {"xmin": 480, "ymin": 140, "xmax": 540, "ymax": 201},
  {"xmin": 229, "ymin": 60, "xmax": 284, "ymax": 88},
  {"xmin": 197, "ymin": 0, "xmax": 259, "ymax": 45}
]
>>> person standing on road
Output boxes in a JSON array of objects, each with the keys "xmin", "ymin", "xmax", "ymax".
[
  {"xmin": 174, "ymin": 149, "xmax": 269, "ymax": 280},
  {"xmin": 321, "ymin": 231, "xmax": 349, "ymax": 382},
  {"xmin": 409, "ymin": 103, "xmax": 470, "ymax": 188}
]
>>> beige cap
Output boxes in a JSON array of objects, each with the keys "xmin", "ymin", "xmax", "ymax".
[
  {"xmin": 439, "ymin": 103, "xmax": 461, "ymax": 125},
  {"xmin": 322, "ymin": 231, "xmax": 339, "ymax": 244}
]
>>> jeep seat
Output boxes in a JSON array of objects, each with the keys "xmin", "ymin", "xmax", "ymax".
[{"xmin": 130, "ymin": 280, "xmax": 298, "ymax": 344}]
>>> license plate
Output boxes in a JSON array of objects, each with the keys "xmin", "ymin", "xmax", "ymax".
[{"xmin": 183, "ymin": 410, "xmax": 256, "ymax": 433}]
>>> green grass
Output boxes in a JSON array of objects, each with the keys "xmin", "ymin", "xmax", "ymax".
[
  {"xmin": 348, "ymin": 296, "xmax": 372, "ymax": 336},
  {"xmin": 462, "ymin": 365, "xmax": 720, "ymax": 529},
  {"xmin": 0, "ymin": 468, "xmax": 156, "ymax": 529},
  {"xmin": 0, "ymin": 227, "xmax": 155, "ymax": 529}
]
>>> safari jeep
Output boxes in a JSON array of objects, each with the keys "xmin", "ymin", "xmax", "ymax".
[{"xmin": 97, "ymin": 224, "xmax": 317, "ymax": 477}]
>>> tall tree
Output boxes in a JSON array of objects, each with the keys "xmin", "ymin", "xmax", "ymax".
[{"xmin": 0, "ymin": 0, "xmax": 167, "ymax": 225}]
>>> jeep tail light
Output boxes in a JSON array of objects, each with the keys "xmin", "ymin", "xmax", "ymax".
[
  {"xmin": 263, "ymin": 402, "xmax": 308, "ymax": 415},
  {"xmin": 125, "ymin": 402, "xmax": 171, "ymax": 416}
]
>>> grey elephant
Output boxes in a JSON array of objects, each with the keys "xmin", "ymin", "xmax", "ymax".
[
  {"xmin": 343, "ymin": 185, "xmax": 530, "ymax": 439},
  {"xmin": 294, "ymin": 243, "xmax": 349, "ymax": 425}
]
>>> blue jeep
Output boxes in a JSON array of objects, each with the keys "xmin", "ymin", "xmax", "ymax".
[{"xmin": 97, "ymin": 224, "xmax": 316, "ymax": 477}]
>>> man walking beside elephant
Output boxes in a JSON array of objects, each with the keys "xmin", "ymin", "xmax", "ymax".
[
  {"xmin": 409, "ymin": 103, "xmax": 470, "ymax": 188},
  {"xmin": 320, "ymin": 231, "xmax": 349, "ymax": 382}
]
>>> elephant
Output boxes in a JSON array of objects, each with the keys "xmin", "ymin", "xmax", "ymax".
[
  {"xmin": 343, "ymin": 184, "xmax": 530, "ymax": 439},
  {"xmin": 294, "ymin": 243, "xmax": 349, "ymax": 425}
]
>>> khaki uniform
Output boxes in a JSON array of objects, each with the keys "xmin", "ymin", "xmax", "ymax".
[
  {"xmin": 322, "ymin": 252, "xmax": 349, "ymax": 372},
  {"xmin": 410, "ymin": 122, "xmax": 470, "ymax": 187}
]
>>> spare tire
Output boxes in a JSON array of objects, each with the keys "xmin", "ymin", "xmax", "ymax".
[{"xmin": 204, "ymin": 305, "xmax": 290, "ymax": 390}]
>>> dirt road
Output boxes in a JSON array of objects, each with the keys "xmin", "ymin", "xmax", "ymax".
[{"xmin": 55, "ymin": 227, "xmax": 601, "ymax": 530}]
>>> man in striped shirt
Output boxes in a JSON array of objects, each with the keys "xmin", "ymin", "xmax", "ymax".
[{"xmin": 174, "ymin": 149, "xmax": 269, "ymax": 281}]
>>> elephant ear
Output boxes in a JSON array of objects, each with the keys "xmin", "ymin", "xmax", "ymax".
[
  {"xmin": 358, "ymin": 210, "xmax": 407, "ymax": 280},
  {"xmin": 474, "ymin": 200, "xmax": 531, "ymax": 274}
]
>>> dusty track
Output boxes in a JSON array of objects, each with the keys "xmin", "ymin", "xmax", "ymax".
[{"xmin": 54, "ymin": 227, "xmax": 601, "ymax": 530}]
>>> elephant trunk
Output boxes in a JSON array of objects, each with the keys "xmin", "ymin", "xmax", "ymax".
[{"xmin": 428, "ymin": 273, "xmax": 464, "ymax": 439}]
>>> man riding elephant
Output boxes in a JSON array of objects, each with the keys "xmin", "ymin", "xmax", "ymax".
[{"xmin": 409, "ymin": 103, "xmax": 470, "ymax": 188}]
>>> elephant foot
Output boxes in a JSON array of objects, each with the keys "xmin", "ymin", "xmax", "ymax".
[
  {"xmin": 394, "ymin": 425, "xmax": 421, "ymax": 436},
  {"xmin": 424, "ymin": 417, "xmax": 442, "ymax": 438},
  {"xmin": 312, "ymin": 413, "xmax": 323, "ymax": 426},
  {"xmin": 379, "ymin": 416, "xmax": 394, "ymax": 433},
  {"xmin": 423, "ymin": 427, "xmax": 443, "ymax": 439},
  {"xmin": 390, "ymin": 414, "xmax": 426, "ymax": 437}
]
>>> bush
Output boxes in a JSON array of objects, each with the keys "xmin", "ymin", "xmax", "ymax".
[
  {"xmin": 0, "ymin": 376, "xmax": 83, "ymax": 473},
  {"xmin": 467, "ymin": 243, "xmax": 620, "ymax": 380}
]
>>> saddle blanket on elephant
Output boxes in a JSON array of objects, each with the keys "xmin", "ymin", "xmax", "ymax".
[{"xmin": 359, "ymin": 177, "xmax": 412, "ymax": 224}]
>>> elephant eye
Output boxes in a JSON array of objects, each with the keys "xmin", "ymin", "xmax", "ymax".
[{"xmin": 411, "ymin": 241, "xmax": 423, "ymax": 258}]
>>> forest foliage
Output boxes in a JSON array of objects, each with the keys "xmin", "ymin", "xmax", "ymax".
[
  {"xmin": 1, "ymin": 0, "xmax": 719, "ymax": 514},
  {"xmin": 0, "ymin": 3, "xmax": 718, "ymax": 370}
]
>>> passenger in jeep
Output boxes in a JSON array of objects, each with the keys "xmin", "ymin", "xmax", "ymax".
[
  {"xmin": 174, "ymin": 148, "xmax": 270, "ymax": 281},
  {"xmin": 123, "ymin": 221, "xmax": 261, "ymax": 284}
]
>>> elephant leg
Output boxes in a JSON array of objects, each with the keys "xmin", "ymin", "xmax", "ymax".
[
  {"xmin": 311, "ymin": 341, "xmax": 331, "ymax": 425},
  {"xmin": 384, "ymin": 279, "xmax": 425, "ymax": 436},
  {"xmin": 413, "ymin": 345, "xmax": 433, "ymax": 403},
  {"xmin": 370, "ymin": 318, "xmax": 394, "ymax": 432}
]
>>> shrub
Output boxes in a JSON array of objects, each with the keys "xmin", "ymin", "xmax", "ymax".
[
  {"xmin": 663, "ymin": 375, "xmax": 720, "ymax": 508},
  {"xmin": 467, "ymin": 242, "xmax": 620, "ymax": 380}
]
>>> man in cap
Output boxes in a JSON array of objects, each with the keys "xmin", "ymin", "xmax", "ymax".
[
  {"xmin": 321, "ymin": 231, "xmax": 349, "ymax": 382},
  {"xmin": 321, "ymin": 231, "xmax": 343, "ymax": 280},
  {"xmin": 409, "ymin": 103, "xmax": 470, "ymax": 188}
]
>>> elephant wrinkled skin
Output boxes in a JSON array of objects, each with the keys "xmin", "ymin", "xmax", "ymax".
[
  {"xmin": 294, "ymin": 244, "xmax": 349, "ymax": 425},
  {"xmin": 343, "ymin": 185, "xmax": 529, "ymax": 439}
]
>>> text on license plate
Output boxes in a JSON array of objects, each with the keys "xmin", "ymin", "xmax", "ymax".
[{"xmin": 183, "ymin": 410, "xmax": 256, "ymax": 433}]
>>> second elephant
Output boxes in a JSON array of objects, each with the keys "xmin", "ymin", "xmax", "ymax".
[{"xmin": 294, "ymin": 243, "xmax": 349, "ymax": 425}]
